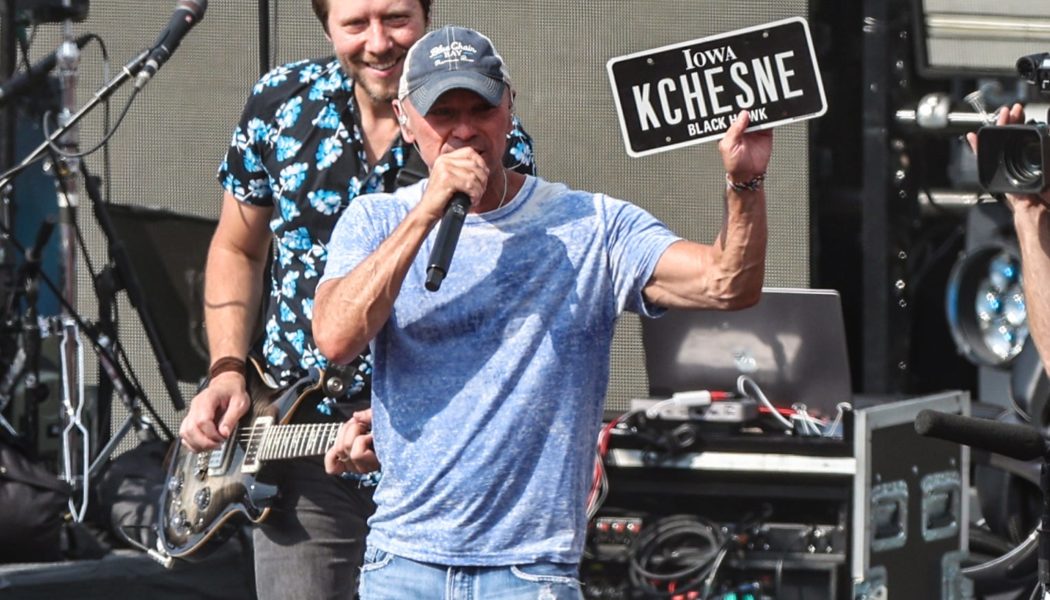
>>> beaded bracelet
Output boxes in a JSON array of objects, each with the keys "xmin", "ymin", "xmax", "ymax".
[
  {"xmin": 726, "ymin": 172, "xmax": 766, "ymax": 192},
  {"xmin": 208, "ymin": 356, "xmax": 246, "ymax": 381}
]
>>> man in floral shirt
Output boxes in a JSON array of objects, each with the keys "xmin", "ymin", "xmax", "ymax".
[{"xmin": 177, "ymin": 1, "xmax": 534, "ymax": 598}]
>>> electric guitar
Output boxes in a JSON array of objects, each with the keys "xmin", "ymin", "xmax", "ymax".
[{"xmin": 157, "ymin": 358, "xmax": 360, "ymax": 560}]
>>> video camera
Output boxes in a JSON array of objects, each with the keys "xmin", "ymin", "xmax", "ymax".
[{"xmin": 977, "ymin": 53, "xmax": 1050, "ymax": 195}]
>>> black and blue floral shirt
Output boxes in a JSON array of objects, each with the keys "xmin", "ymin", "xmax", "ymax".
[{"xmin": 218, "ymin": 57, "xmax": 536, "ymax": 400}]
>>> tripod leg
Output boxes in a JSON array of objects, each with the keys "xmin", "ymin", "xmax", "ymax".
[{"xmin": 59, "ymin": 318, "xmax": 90, "ymax": 522}]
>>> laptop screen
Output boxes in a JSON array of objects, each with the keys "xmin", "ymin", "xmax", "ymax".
[{"xmin": 640, "ymin": 287, "xmax": 852, "ymax": 416}]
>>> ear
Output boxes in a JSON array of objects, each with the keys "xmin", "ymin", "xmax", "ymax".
[{"xmin": 393, "ymin": 100, "xmax": 414, "ymax": 143}]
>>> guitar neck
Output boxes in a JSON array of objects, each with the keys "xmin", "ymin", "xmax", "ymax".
[{"xmin": 256, "ymin": 422, "xmax": 343, "ymax": 461}]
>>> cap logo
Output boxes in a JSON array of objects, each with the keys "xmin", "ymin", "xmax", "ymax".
[{"xmin": 429, "ymin": 42, "xmax": 478, "ymax": 68}]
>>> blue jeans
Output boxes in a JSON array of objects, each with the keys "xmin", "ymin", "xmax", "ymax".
[
  {"xmin": 359, "ymin": 546, "xmax": 584, "ymax": 600},
  {"xmin": 252, "ymin": 457, "xmax": 375, "ymax": 600}
]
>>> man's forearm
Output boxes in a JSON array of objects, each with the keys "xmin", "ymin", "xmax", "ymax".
[
  {"xmin": 717, "ymin": 187, "xmax": 768, "ymax": 304},
  {"xmin": 203, "ymin": 243, "xmax": 267, "ymax": 363},
  {"xmin": 314, "ymin": 208, "xmax": 436, "ymax": 364},
  {"xmin": 1015, "ymin": 201, "xmax": 1050, "ymax": 375}
]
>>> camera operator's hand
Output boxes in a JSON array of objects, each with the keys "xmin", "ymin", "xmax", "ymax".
[{"xmin": 966, "ymin": 103, "xmax": 1050, "ymax": 208}]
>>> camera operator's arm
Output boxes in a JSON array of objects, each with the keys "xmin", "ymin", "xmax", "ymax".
[
  {"xmin": 1014, "ymin": 199, "xmax": 1050, "ymax": 376},
  {"xmin": 968, "ymin": 103, "xmax": 1050, "ymax": 375}
]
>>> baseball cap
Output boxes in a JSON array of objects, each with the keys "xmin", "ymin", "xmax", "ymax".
[{"xmin": 398, "ymin": 25, "xmax": 511, "ymax": 115}]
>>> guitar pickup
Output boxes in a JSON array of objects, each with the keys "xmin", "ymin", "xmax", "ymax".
[
  {"xmin": 242, "ymin": 416, "xmax": 274, "ymax": 474},
  {"xmin": 206, "ymin": 437, "xmax": 232, "ymax": 477}
]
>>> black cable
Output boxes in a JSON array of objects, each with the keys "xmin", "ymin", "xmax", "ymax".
[
  {"xmin": 42, "ymin": 86, "xmax": 140, "ymax": 160},
  {"xmin": 77, "ymin": 33, "xmax": 114, "ymax": 204},
  {"xmin": 628, "ymin": 514, "xmax": 726, "ymax": 599}
]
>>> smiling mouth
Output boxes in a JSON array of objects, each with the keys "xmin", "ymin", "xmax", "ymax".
[{"xmin": 364, "ymin": 56, "xmax": 402, "ymax": 73}]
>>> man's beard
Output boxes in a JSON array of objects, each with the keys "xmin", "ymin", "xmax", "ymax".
[{"xmin": 341, "ymin": 56, "xmax": 400, "ymax": 105}]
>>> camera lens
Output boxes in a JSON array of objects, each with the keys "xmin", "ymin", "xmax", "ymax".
[{"xmin": 1004, "ymin": 137, "xmax": 1044, "ymax": 187}]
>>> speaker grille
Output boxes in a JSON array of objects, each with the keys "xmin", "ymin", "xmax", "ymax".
[
  {"xmin": 917, "ymin": 0, "xmax": 1050, "ymax": 74},
  {"xmin": 22, "ymin": 0, "xmax": 810, "ymax": 454}
]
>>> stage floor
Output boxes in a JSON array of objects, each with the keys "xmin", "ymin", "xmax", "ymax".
[{"xmin": 0, "ymin": 543, "xmax": 255, "ymax": 600}]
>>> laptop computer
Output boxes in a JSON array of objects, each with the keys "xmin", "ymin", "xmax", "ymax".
[{"xmin": 640, "ymin": 287, "xmax": 852, "ymax": 417}]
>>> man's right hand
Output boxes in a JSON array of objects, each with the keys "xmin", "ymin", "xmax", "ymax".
[
  {"xmin": 417, "ymin": 147, "xmax": 490, "ymax": 221},
  {"xmin": 178, "ymin": 372, "xmax": 251, "ymax": 452}
]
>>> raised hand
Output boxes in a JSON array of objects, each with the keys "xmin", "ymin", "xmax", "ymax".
[{"xmin": 719, "ymin": 110, "xmax": 774, "ymax": 184}]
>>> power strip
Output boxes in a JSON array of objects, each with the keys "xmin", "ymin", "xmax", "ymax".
[
  {"xmin": 629, "ymin": 396, "xmax": 758, "ymax": 423},
  {"xmin": 702, "ymin": 398, "xmax": 758, "ymax": 423}
]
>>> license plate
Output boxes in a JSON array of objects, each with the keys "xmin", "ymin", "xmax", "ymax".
[{"xmin": 607, "ymin": 17, "xmax": 827, "ymax": 157}]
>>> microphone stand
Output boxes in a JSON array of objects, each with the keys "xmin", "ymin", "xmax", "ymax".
[
  {"xmin": 53, "ymin": 15, "xmax": 90, "ymax": 522},
  {"xmin": 80, "ymin": 161, "xmax": 177, "ymax": 476},
  {"xmin": 1032, "ymin": 453, "xmax": 1050, "ymax": 600},
  {"xmin": 1, "ymin": 0, "xmax": 17, "ymax": 416},
  {"xmin": 0, "ymin": 50, "xmax": 147, "ymax": 189},
  {"xmin": 918, "ymin": 410, "xmax": 1050, "ymax": 598},
  {"xmin": 0, "ymin": 33, "xmax": 148, "ymax": 521}
]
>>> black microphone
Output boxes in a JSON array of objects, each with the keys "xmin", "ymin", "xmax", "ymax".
[
  {"xmin": 0, "ymin": 35, "xmax": 93, "ymax": 106},
  {"xmin": 425, "ymin": 192, "xmax": 471, "ymax": 292},
  {"xmin": 25, "ymin": 217, "xmax": 56, "ymax": 270},
  {"xmin": 133, "ymin": 0, "xmax": 208, "ymax": 90},
  {"xmin": 914, "ymin": 409, "xmax": 1048, "ymax": 461}
]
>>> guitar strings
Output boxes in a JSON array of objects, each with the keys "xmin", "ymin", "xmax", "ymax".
[{"xmin": 230, "ymin": 424, "xmax": 342, "ymax": 443}]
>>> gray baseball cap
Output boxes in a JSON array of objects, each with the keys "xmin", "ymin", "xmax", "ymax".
[{"xmin": 398, "ymin": 25, "xmax": 511, "ymax": 115}]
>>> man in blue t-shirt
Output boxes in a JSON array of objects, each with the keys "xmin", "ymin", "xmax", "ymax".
[
  {"xmin": 177, "ymin": 3, "xmax": 534, "ymax": 599},
  {"xmin": 315, "ymin": 25, "xmax": 772, "ymax": 599}
]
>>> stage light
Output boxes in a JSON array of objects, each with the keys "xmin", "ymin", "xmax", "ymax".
[{"xmin": 946, "ymin": 244, "xmax": 1028, "ymax": 367}]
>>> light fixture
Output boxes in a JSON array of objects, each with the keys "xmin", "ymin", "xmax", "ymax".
[{"xmin": 946, "ymin": 243, "xmax": 1028, "ymax": 367}]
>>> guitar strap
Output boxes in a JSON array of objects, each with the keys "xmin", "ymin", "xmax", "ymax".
[
  {"xmin": 395, "ymin": 142, "xmax": 429, "ymax": 188},
  {"xmin": 320, "ymin": 360, "xmax": 371, "ymax": 418}
]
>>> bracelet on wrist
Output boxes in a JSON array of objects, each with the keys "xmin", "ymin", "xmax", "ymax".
[
  {"xmin": 209, "ymin": 356, "xmax": 245, "ymax": 381},
  {"xmin": 726, "ymin": 172, "xmax": 766, "ymax": 192}
]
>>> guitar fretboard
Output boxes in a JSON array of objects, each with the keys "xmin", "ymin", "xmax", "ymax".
[{"xmin": 256, "ymin": 422, "xmax": 343, "ymax": 461}]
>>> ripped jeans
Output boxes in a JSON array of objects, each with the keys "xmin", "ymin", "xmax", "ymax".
[{"xmin": 358, "ymin": 545, "xmax": 584, "ymax": 600}]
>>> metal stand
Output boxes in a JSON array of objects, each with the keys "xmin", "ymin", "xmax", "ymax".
[
  {"xmin": 80, "ymin": 162, "xmax": 169, "ymax": 480},
  {"xmin": 917, "ymin": 409, "xmax": 1050, "ymax": 598},
  {"xmin": 0, "ymin": 26, "xmax": 160, "ymax": 522},
  {"xmin": 1040, "ymin": 459, "xmax": 1050, "ymax": 599},
  {"xmin": 52, "ymin": 14, "xmax": 91, "ymax": 522},
  {"xmin": 0, "ymin": 0, "xmax": 18, "ymax": 407}
]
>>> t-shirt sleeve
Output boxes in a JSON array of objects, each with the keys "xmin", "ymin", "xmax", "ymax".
[{"xmin": 602, "ymin": 196, "xmax": 681, "ymax": 317}]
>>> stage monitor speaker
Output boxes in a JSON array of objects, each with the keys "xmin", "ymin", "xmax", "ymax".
[
  {"xmin": 912, "ymin": 0, "xmax": 1050, "ymax": 76},
  {"xmin": 106, "ymin": 204, "xmax": 215, "ymax": 384}
]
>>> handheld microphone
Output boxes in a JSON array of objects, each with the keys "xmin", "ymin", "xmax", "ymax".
[
  {"xmin": 914, "ymin": 409, "xmax": 1048, "ymax": 461},
  {"xmin": 425, "ymin": 192, "xmax": 471, "ymax": 292},
  {"xmin": 133, "ymin": 0, "xmax": 208, "ymax": 90},
  {"xmin": 0, "ymin": 35, "xmax": 93, "ymax": 106}
]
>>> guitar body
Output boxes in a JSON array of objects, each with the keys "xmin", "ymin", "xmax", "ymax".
[{"xmin": 158, "ymin": 361, "xmax": 332, "ymax": 560}]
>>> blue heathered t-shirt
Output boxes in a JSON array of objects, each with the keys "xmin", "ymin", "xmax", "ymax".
[{"xmin": 320, "ymin": 175, "xmax": 681, "ymax": 565}]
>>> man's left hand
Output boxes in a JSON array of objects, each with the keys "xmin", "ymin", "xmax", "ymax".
[
  {"xmin": 719, "ymin": 110, "xmax": 774, "ymax": 184},
  {"xmin": 324, "ymin": 409, "xmax": 379, "ymax": 475}
]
